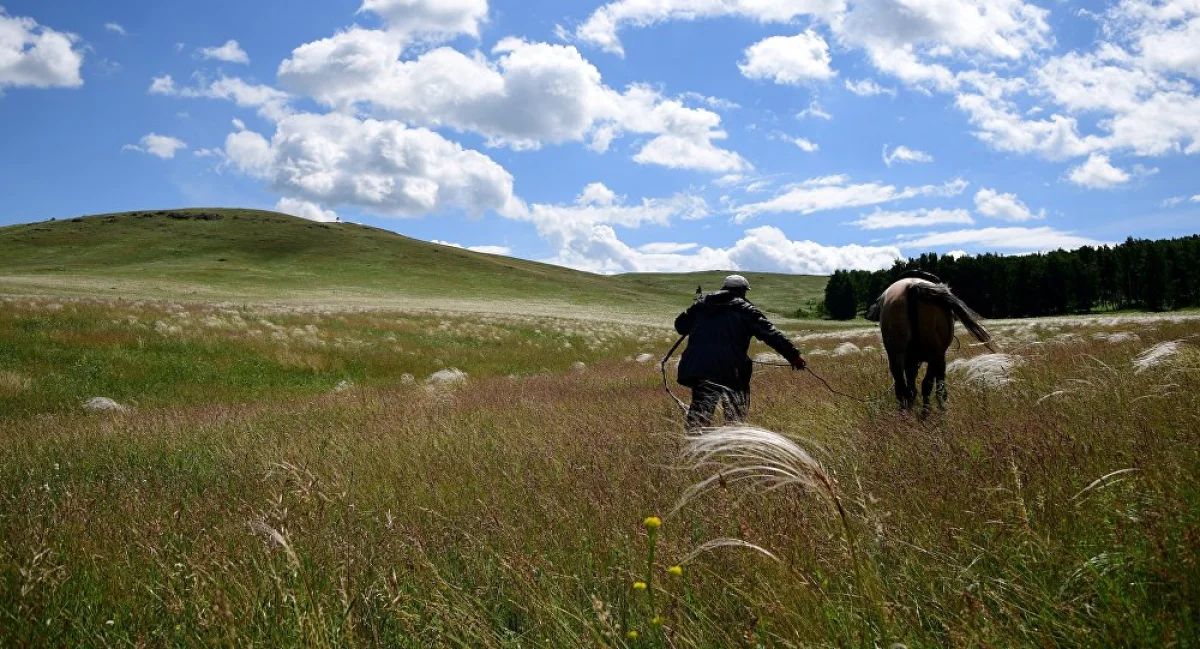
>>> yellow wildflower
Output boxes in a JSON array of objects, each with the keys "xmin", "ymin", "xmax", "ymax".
[
  {"xmin": 632, "ymin": 581, "xmax": 647, "ymax": 591},
  {"xmin": 643, "ymin": 516, "xmax": 662, "ymax": 530},
  {"xmin": 626, "ymin": 630, "xmax": 639, "ymax": 640},
  {"xmin": 651, "ymin": 616, "xmax": 665, "ymax": 626},
  {"xmin": 667, "ymin": 565, "xmax": 683, "ymax": 577}
]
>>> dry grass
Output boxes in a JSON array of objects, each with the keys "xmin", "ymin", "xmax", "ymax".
[{"xmin": 0, "ymin": 297, "xmax": 1197, "ymax": 647}]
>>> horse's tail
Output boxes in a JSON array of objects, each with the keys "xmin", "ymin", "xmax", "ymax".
[{"xmin": 909, "ymin": 283, "xmax": 996, "ymax": 352}]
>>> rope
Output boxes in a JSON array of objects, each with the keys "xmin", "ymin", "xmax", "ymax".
[
  {"xmin": 751, "ymin": 360, "xmax": 872, "ymax": 403},
  {"xmin": 661, "ymin": 334, "xmax": 690, "ymax": 416}
]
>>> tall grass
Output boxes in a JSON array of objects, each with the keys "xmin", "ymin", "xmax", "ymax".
[{"xmin": 0, "ymin": 297, "xmax": 1196, "ymax": 646}]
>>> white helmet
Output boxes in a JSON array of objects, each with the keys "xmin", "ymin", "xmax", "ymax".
[{"xmin": 721, "ymin": 274, "xmax": 750, "ymax": 291}]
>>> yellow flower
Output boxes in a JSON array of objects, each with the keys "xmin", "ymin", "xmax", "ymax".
[
  {"xmin": 643, "ymin": 516, "xmax": 662, "ymax": 530},
  {"xmin": 626, "ymin": 630, "xmax": 639, "ymax": 640},
  {"xmin": 632, "ymin": 581, "xmax": 647, "ymax": 591},
  {"xmin": 667, "ymin": 565, "xmax": 683, "ymax": 577},
  {"xmin": 651, "ymin": 616, "xmax": 665, "ymax": 626}
]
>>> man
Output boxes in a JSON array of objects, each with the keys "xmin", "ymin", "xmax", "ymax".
[{"xmin": 674, "ymin": 275, "xmax": 806, "ymax": 429}]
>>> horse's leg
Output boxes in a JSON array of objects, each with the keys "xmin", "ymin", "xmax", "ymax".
[
  {"xmin": 904, "ymin": 355, "xmax": 920, "ymax": 411},
  {"xmin": 932, "ymin": 354, "xmax": 948, "ymax": 409},
  {"xmin": 921, "ymin": 358, "xmax": 937, "ymax": 415},
  {"xmin": 888, "ymin": 352, "xmax": 908, "ymax": 409}
]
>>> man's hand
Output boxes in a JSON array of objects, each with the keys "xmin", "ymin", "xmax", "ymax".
[{"xmin": 791, "ymin": 356, "xmax": 807, "ymax": 371}]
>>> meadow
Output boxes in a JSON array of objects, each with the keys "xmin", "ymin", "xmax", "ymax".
[{"xmin": 1, "ymin": 294, "xmax": 1197, "ymax": 647}]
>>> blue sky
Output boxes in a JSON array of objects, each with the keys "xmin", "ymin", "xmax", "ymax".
[{"xmin": 2, "ymin": 0, "xmax": 1198, "ymax": 273}]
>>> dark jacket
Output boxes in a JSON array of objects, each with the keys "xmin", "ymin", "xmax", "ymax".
[{"xmin": 673, "ymin": 291, "xmax": 801, "ymax": 389}]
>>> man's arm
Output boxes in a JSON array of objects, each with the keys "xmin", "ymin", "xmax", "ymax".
[
  {"xmin": 674, "ymin": 305, "xmax": 696, "ymax": 335},
  {"xmin": 741, "ymin": 303, "xmax": 801, "ymax": 362}
]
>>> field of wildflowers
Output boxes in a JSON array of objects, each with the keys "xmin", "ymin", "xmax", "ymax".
[{"xmin": 1, "ymin": 295, "xmax": 1197, "ymax": 647}]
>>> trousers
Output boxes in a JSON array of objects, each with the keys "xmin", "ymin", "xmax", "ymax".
[{"xmin": 685, "ymin": 380, "xmax": 750, "ymax": 430}]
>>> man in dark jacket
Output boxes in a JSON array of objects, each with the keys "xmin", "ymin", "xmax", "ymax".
[{"xmin": 674, "ymin": 275, "xmax": 805, "ymax": 429}]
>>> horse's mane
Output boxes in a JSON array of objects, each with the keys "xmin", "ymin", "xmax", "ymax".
[{"xmin": 897, "ymin": 269, "xmax": 942, "ymax": 283}]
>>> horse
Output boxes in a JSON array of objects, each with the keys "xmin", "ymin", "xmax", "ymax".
[{"xmin": 876, "ymin": 273, "xmax": 995, "ymax": 411}]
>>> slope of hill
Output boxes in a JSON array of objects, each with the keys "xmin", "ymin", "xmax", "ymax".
[{"xmin": 0, "ymin": 209, "xmax": 827, "ymax": 319}]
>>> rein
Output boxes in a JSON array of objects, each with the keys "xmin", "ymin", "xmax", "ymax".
[{"xmin": 751, "ymin": 360, "xmax": 872, "ymax": 403}]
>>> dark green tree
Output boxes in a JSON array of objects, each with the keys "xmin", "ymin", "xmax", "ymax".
[{"xmin": 824, "ymin": 271, "xmax": 859, "ymax": 320}]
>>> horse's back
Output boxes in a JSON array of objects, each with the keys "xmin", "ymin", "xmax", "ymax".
[{"xmin": 880, "ymin": 278, "xmax": 953, "ymax": 356}]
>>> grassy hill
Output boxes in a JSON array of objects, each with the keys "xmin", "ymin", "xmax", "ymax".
[{"xmin": 0, "ymin": 209, "xmax": 827, "ymax": 319}]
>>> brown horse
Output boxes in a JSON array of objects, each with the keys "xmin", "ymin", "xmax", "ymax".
[{"xmin": 877, "ymin": 275, "xmax": 994, "ymax": 411}]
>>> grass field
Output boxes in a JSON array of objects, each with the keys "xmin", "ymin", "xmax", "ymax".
[
  {"xmin": 0, "ymin": 210, "xmax": 827, "ymax": 320},
  {"xmin": 2, "ymin": 292, "xmax": 1197, "ymax": 647}
]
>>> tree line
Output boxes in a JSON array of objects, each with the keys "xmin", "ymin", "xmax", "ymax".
[{"xmin": 823, "ymin": 234, "xmax": 1200, "ymax": 320}]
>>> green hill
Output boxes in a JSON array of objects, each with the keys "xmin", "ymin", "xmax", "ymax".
[{"xmin": 0, "ymin": 209, "xmax": 827, "ymax": 319}]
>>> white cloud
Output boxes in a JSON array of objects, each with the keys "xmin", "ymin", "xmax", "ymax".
[
  {"xmin": 122, "ymin": 133, "xmax": 187, "ymax": 159},
  {"xmin": 796, "ymin": 99, "xmax": 832, "ymax": 120},
  {"xmin": 148, "ymin": 74, "xmax": 175, "ymax": 94},
  {"xmin": 738, "ymin": 30, "xmax": 836, "ymax": 84},
  {"xmin": 0, "ymin": 9, "xmax": 85, "ymax": 89},
  {"xmin": 1066, "ymin": 154, "xmax": 1131, "ymax": 189},
  {"xmin": 898, "ymin": 226, "xmax": 1105, "ymax": 252},
  {"xmin": 882, "ymin": 144, "xmax": 933, "ymax": 166},
  {"xmin": 830, "ymin": 0, "xmax": 1051, "ymax": 92},
  {"xmin": 789, "ymin": 136, "xmax": 819, "ymax": 152},
  {"xmin": 954, "ymin": 90, "xmax": 1101, "ymax": 160},
  {"xmin": 193, "ymin": 147, "xmax": 223, "ymax": 158},
  {"xmin": 278, "ymin": 35, "xmax": 746, "ymax": 170},
  {"xmin": 433, "ymin": 239, "xmax": 513, "ymax": 255},
  {"xmin": 104, "ymin": 23, "xmax": 126, "ymax": 37},
  {"xmin": 578, "ymin": 182, "xmax": 618, "ymax": 206},
  {"xmin": 973, "ymin": 187, "xmax": 1043, "ymax": 221},
  {"xmin": 1194, "ymin": 194, "xmax": 1200, "ymax": 203},
  {"xmin": 633, "ymin": 131, "xmax": 750, "ymax": 173},
  {"xmin": 953, "ymin": 7, "xmax": 1200, "ymax": 162},
  {"xmin": 638, "ymin": 242, "xmax": 699, "ymax": 254},
  {"xmin": 736, "ymin": 175, "xmax": 967, "ymax": 222},
  {"xmin": 275, "ymin": 198, "xmax": 339, "ymax": 222},
  {"xmin": 544, "ymin": 224, "xmax": 902, "ymax": 274},
  {"xmin": 223, "ymin": 112, "xmax": 522, "ymax": 219},
  {"xmin": 149, "ymin": 74, "xmax": 291, "ymax": 120},
  {"xmin": 360, "ymin": 0, "xmax": 488, "ymax": 40},
  {"xmin": 845, "ymin": 78, "xmax": 895, "ymax": 96},
  {"xmin": 849, "ymin": 208, "xmax": 974, "ymax": 230},
  {"xmin": 467, "ymin": 245, "xmax": 512, "ymax": 255},
  {"xmin": 200, "ymin": 40, "xmax": 249, "ymax": 64},
  {"xmin": 575, "ymin": 0, "xmax": 843, "ymax": 56}
]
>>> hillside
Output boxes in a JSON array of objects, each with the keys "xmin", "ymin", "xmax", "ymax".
[{"xmin": 0, "ymin": 209, "xmax": 827, "ymax": 319}]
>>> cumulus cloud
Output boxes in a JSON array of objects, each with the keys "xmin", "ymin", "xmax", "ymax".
[
  {"xmin": 789, "ymin": 136, "xmax": 819, "ymax": 152},
  {"xmin": 1066, "ymin": 153, "xmax": 1132, "ymax": 189},
  {"xmin": 797, "ymin": 99, "xmax": 832, "ymax": 120},
  {"xmin": 575, "ymin": 0, "xmax": 843, "ymax": 56},
  {"xmin": 845, "ymin": 78, "xmax": 895, "ymax": 96},
  {"xmin": 360, "ymin": 0, "xmax": 488, "ymax": 40},
  {"xmin": 431, "ymin": 239, "xmax": 513, "ymax": 255},
  {"xmin": 278, "ymin": 34, "xmax": 746, "ymax": 170},
  {"xmin": 735, "ymin": 174, "xmax": 968, "ymax": 222},
  {"xmin": 882, "ymin": 144, "xmax": 933, "ymax": 166},
  {"xmin": 122, "ymin": 133, "xmax": 187, "ymax": 159},
  {"xmin": 0, "ymin": 9, "xmax": 85, "ymax": 89},
  {"xmin": 898, "ymin": 226, "xmax": 1105, "ymax": 251},
  {"xmin": 738, "ymin": 30, "xmax": 836, "ymax": 84},
  {"xmin": 638, "ymin": 241, "xmax": 699, "ymax": 254},
  {"xmin": 276, "ymin": 198, "xmax": 340, "ymax": 222},
  {"xmin": 849, "ymin": 208, "xmax": 974, "ymax": 230},
  {"xmin": 831, "ymin": 0, "xmax": 1051, "ymax": 92},
  {"xmin": 973, "ymin": 188, "xmax": 1043, "ymax": 221},
  {"xmin": 223, "ymin": 112, "xmax": 523, "ymax": 218},
  {"xmin": 200, "ymin": 40, "xmax": 249, "ymax": 64},
  {"xmin": 544, "ymin": 224, "xmax": 902, "ymax": 274},
  {"xmin": 149, "ymin": 74, "xmax": 291, "ymax": 120}
]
